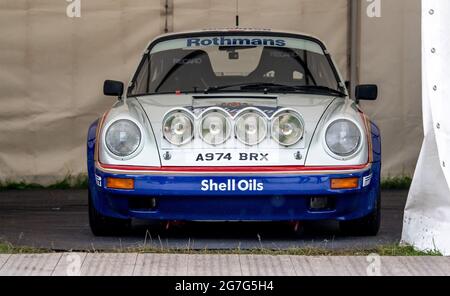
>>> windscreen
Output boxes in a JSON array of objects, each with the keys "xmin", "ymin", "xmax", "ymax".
[{"xmin": 130, "ymin": 35, "xmax": 342, "ymax": 95}]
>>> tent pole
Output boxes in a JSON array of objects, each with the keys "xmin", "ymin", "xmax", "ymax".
[{"xmin": 349, "ymin": 0, "xmax": 360, "ymax": 99}]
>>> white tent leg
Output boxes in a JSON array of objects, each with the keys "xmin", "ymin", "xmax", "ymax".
[
  {"xmin": 402, "ymin": 129, "xmax": 450, "ymax": 255},
  {"xmin": 402, "ymin": 0, "xmax": 450, "ymax": 255}
]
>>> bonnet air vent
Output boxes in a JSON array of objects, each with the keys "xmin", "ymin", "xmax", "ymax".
[
  {"xmin": 192, "ymin": 95, "xmax": 277, "ymax": 99},
  {"xmin": 191, "ymin": 96, "xmax": 278, "ymax": 109}
]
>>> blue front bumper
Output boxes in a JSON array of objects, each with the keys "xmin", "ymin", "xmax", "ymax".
[{"xmin": 89, "ymin": 162, "xmax": 380, "ymax": 222}]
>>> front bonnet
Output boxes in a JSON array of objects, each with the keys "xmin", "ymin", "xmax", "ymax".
[
  {"xmin": 98, "ymin": 93, "xmax": 369, "ymax": 168},
  {"xmin": 134, "ymin": 93, "xmax": 350, "ymax": 167}
]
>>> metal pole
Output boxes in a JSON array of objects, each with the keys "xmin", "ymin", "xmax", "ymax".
[
  {"xmin": 235, "ymin": 0, "xmax": 239, "ymax": 27},
  {"xmin": 349, "ymin": 0, "xmax": 360, "ymax": 99},
  {"xmin": 162, "ymin": 0, "xmax": 173, "ymax": 33}
]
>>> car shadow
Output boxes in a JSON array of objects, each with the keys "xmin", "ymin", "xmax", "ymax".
[{"xmin": 127, "ymin": 220, "xmax": 343, "ymax": 240}]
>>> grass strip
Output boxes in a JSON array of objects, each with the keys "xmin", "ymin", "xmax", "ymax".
[{"xmin": 0, "ymin": 242, "xmax": 441, "ymax": 256}]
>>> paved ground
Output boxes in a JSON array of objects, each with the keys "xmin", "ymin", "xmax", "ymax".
[
  {"xmin": 0, "ymin": 190, "xmax": 406, "ymax": 251},
  {"xmin": 0, "ymin": 253, "xmax": 448, "ymax": 276}
]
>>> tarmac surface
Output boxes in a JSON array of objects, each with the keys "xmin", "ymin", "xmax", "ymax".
[{"xmin": 0, "ymin": 189, "xmax": 407, "ymax": 251}]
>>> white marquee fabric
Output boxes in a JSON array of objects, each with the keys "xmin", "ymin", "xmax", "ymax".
[
  {"xmin": 0, "ymin": 0, "xmax": 422, "ymax": 183},
  {"xmin": 0, "ymin": 0, "xmax": 349, "ymax": 183},
  {"xmin": 402, "ymin": 0, "xmax": 450, "ymax": 255}
]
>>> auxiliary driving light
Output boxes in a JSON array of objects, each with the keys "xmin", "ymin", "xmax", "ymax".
[
  {"xmin": 199, "ymin": 109, "xmax": 231, "ymax": 145},
  {"xmin": 106, "ymin": 177, "xmax": 135, "ymax": 190},
  {"xmin": 235, "ymin": 110, "xmax": 267, "ymax": 145},
  {"xmin": 330, "ymin": 178, "xmax": 359, "ymax": 190},
  {"xmin": 271, "ymin": 111, "xmax": 304, "ymax": 146},
  {"xmin": 162, "ymin": 109, "xmax": 194, "ymax": 146}
]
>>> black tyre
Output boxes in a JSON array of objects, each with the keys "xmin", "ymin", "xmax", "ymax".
[
  {"xmin": 88, "ymin": 190, "xmax": 131, "ymax": 236},
  {"xmin": 339, "ymin": 189, "xmax": 381, "ymax": 236}
]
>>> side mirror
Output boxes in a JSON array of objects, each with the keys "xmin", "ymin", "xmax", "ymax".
[
  {"xmin": 103, "ymin": 80, "xmax": 124, "ymax": 97},
  {"xmin": 355, "ymin": 84, "xmax": 378, "ymax": 101}
]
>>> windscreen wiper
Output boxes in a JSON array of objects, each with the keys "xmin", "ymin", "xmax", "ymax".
[
  {"xmin": 291, "ymin": 85, "xmax": 347, "ymax": 97},
  {"xmin": 243, "ymin": 83, "xmax": 347, "ymax": 97},
  {"xmin": 205, "ymin": 83, "xmax": 346, "ymax": 97},
  {"xmin": 205, "ymin": 82, "xmax": 296, "ymax": 93},
  {"xmin": 204, "ymin": 82, "xmax": 265, "ymax": 93}
]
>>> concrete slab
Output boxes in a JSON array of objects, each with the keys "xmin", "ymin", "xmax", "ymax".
[
  {"xmin": 425, "ymin": 257, "xmax": 450, "ymax": 275},
  {"xmin": 0, "ymin": 253, "xmax": 449, "ymax": 276},
  {"xmin": 327, "ymin": 256, "xmax": 367, "ymax": 276},
  {"xmin": 402, "ymin": 256, "xmax": 446, "ymax": 276},
  {"xmin": 187, "ymin": 254, "xmax": 241, "ymax": 276},
  {"xmin": 81, "ymin": 253, "xmax": 137, "ymax": 276},
  {"xmin": 381, "ymin": 257, "xmax": 450, "ymax": 276},
  {"xmin": 288, "ymin": 256, "xmax": 312, "ymax": 276},
  {"xmin": 133, "ymin": 253, "xmax": 188, "ymax": 276},
  {"xmin": 380, "ymin": 257, "xmax": 417, "ymax": 276},
  {"xmin": 0, "ymin": 253, "xmax": 61, "ymax": 276},
  {"xmin": 0, "ymin": 254, "xmax": 11, "ymax": 271},
  {"xmin": 291, "ymin": 256, "xmax": 339, "ymax": 276},
  {"xmin": 240, "ymin": 255, "xmax": 295, "ymax": 276},
  {"xmin": 52, "ymin": 253, "xmax": 87, "ymax": 276}
]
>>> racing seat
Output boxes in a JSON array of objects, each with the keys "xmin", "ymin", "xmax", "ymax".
[
  {"xmin": 247, "ymin": 47, "xmax": 307, "ymax": 85},
  {"xmin": 157, "ymin": 50, "xmax": 217, "ymax": 93}
]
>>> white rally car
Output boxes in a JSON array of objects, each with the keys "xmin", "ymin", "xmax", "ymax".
[{"xmin": 87, "ymin": 29, "xmax": 381, "ymax": 236}]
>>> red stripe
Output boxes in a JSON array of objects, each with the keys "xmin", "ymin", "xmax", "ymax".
[{"xmin": 98, "ymin": 163, "xmax": 369, "ymax": 172}]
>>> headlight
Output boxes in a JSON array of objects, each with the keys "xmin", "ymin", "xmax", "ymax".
[
  {"xmin": 271, "ymin": 111, "xmax": 304, "ymax": 146},
  {"xmin": 199, "ymin": 109, "xmax": 231, "ymax": 145},
  {"xmin": 235, "ymin": 110, "xmax": 267, "ymax": 145},
  {"xmin": 325, "ymin": 119, "xmax": 361, "ymax": 157},
  {"xmin": 162, "ymin": 110, "xmax": 194, "ymax": 146},
  {"xmin": 105, "ymin": 119, "xmax": 141, "ymax": 157}
]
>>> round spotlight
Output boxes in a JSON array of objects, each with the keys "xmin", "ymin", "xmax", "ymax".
[
  {"xmin": 271, "ymin": 111, "xmax": 304, "ymax": 146},
  {"xmin": 162, "ymin": 110, "xmax": 194, "ymax": 146},
  {"xmin": 199, "ymin": 109, "xmax": 231, "ymax": 145},
  {"xmin": 235, "ymin": 110, "xmax": 268, "ymax": 145}
]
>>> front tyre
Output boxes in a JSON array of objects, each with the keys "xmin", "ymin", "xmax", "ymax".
[
  {"xmin": 88, "ymin": 189, "xmax": 131, "ymax": 236},
  {"xmin": 339, "ymin": 188, "xmax": 381, "ymax": 236}
]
